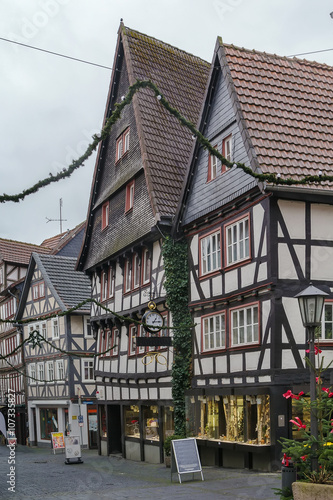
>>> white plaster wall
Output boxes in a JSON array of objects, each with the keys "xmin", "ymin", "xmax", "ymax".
[
  {"xmin": 278, "ymin": 200, "xmax": 305, "ymax": 239},
  {"xmin": 278, "ymin": 244, "xmax": 305, "ymax": 280}
]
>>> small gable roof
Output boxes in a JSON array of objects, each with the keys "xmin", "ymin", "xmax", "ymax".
[
  {"xmin": 0, "ymin": 239, "xmax": 51, "ymax": 266},
  {"xmin": 35, "ymin": 254, "xmax": 91, "ymax": 311},
  {"xmin": 41, "ymin": 221, "xmax": 86, "ymax": 256},
  {"xmin": 220, "ymin": 41, "xmax": 333, "ymax": 186}
]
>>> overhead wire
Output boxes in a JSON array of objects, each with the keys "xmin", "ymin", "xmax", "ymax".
[{"xmin": 0, "ymin": 36, "xmax": 112, "ymax": 70}]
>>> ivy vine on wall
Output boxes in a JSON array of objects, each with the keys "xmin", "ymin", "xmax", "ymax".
[{"xmin": 162, "ymin": 236, "xmax": 193, "ymax": 437}]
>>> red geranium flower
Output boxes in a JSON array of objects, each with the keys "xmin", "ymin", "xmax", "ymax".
[{"xmin": 290, "ymin": 417, "xmax": 306, "ymax": 430}]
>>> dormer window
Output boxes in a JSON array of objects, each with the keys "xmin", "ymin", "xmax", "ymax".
[{"xmin": 116, "ymin": 128, "xmax": 130, "ymax": 162}]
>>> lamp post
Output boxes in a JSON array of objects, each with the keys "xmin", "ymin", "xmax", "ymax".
[{"xmin": 295, "ymin": 283, "xmax": 328, "ymax": 471}]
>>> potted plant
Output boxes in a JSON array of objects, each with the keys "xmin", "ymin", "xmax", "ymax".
[
  {"xmin": 279, "ymin": 346, "xmax": 333, "ymax": 499},
  {"xmin": 163, "ymin": 434, "xmax": 184, "ymax": 467}
]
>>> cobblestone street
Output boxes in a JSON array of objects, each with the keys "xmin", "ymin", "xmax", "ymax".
[{"xmin": 0, "ymin": 445, "xmax": 281, "ymax": 499}]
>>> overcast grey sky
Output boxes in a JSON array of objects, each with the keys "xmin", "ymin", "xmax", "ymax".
[{"xmin": 1, "ymin": 0, "xmax": 333, "ymax": 245}]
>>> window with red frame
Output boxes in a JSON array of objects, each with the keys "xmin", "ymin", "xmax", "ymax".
[
  {"xmin": 128, "ymin": 325, "xmax": 137, "ymax": 356},
  {"xmin": 142, "ymin": 247, "xmax": 151, "ymax": 285},
  {"xmin": 101, "ymin": 201, "xmax": 109, "ymax": 230},
  {"xmin": 110, "ymin": 328, "xmax": 119, "ymax": 356},
  {"xmin": 116, "ymin": 128, "xmax": 130, "ymax": 162},
  {"xmin": 132, "ymin": 253, "xmax": 140, "ymax": 289},
  {"xmin": 125, "ymin": 180, "xmax": 135, "ymax": 212},
  {"xmin": 99, "ymin": 329, "xmax": 107, "ymax": 357},
  {"xmin": 124, "ymin": 258, "xmax": 132, "ymax": 293},
  {"xmin": 32, "ymin": 282, "xmax": 45, "ymax": 301},
  {"xmin": 207, "ymin": 145, "xmax": 218, "ymax": 181},
  {"xmin": 101, "ymin": 267, "xmax": 115, "ymax": 301},
  {"xmin": 222, "ymin": 134, "xmax": 232, "ymax": 173}
]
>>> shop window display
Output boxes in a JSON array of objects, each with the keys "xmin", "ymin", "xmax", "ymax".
[
  {"xmin": 40, "ymin": 408, "xmax": 58, "ymax": 440},
  {"xmin": 163, "ymin": 406, "xmax": 174, "ymax": 439},
  {"xmin": 124, "ymin": 405, "xmax": 140, "ymax": 438},
  {"xmin": 186, "ymin": 394, "xmax": 270, "ymax": 445},
  {"xmin": 100, "ymin": 405, "xmax": 107, "ymax": 438},
  {"xmin": 143, "ymin": 405, "xmax": 159, "ymax": 441}
]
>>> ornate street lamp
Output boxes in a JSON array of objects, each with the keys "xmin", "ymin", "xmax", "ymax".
[{"xmin": 295, "ymin": 283, "xmax": 328, "ymax": 471}]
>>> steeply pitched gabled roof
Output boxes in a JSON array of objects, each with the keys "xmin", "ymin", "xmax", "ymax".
[
  {"xmin": 175, "ymin": 38, "xmax": 333, "ymax": 231},
  {"xmin": 77, "ymin": 24, "xmax": 210, "ymax": 271},
  {"xmin": 0, "ymin": 238, "xmax": 51, "ymax": 266},
  {"xmin": 220, "ymin": 41, "xmax": 333, "ymax": 186}
]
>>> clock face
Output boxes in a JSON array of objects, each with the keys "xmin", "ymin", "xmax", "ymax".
[{"xmin": 143, "ymin": 310, "xmax": 164, "ymax": 334}]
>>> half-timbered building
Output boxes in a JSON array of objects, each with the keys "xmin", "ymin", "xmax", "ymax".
[
  {"xmin": 77, "ymin": 24, "xmax": 210, "ymax": 462},
  {"xmin": 16, "ymin": 253, "xmax": 96, "ymax": 448},
  {"xmin": 175, "ymin": 38, "xmax": 333, "ymax": 470},
  {"xmin": 0, "ymin": 239, "xmax": 51, "ymax": 444}
]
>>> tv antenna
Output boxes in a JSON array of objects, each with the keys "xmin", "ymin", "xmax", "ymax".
[{"xmin": 46, "ymin": 198, "xmax": 67, "ymax": 233}]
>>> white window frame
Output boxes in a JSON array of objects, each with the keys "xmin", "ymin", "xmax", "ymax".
[
  {"xmin": 142, "ymin": 248, "xmax": 151, "ymax": 285},
  {"xmin": 202, "ymin": 312, "xmax": 226, "ymax": 352},
  {"xmin": 133, "ymin": 253, "xmax": 140, "ymax": 289},
  {"xmin": 123, "ymin": 129, "xmax": 130, "ymax": 153},
  {"xmin": 108, "ymin": 267, "xmax": 114, "ymax": 298},
  {"xmin": 128, "ymin": 325, "xmax": 137, "ymax": 356},
  {"xmin": 319, "ymin": 302, "xmax": 333, "ymax": 341},
  {"xmin": 55, "ymin": 359, "xmax": 64, "ymax": 380},
  {"xmin": 116, "ymin": 135, "xmax": 123, "ymax": 161},
  {"xmin": 226, "ymin": 216, "xmax": 250, "ymax": 266},
  {"xmin": 223, "ymin": 135, "xmax": 232, "ymax": 162},
  {"xmin": 41, "ymin": 321, "xmax": 47, "ymax": 340},
  {"xmin": 200, "ymin": 231, "xmax": 221, "ymax": 276},
  {"xmin": 111, "ymin": 328, "xmax": 119, "ymax": 356},
  {"xmin": 52, "ymin": 317, "xmax": 59, "ymax": 340},
  {"xmin": 37, "ymin": 362, "xmax": 44, "ymax": 384},
  {"xmin": 124, "ymin": 258, "xmax": 132, "ymax": 293},
  {"xmin": 29, "ymin": 363, "xmax": 36, "ymax": 385},
  {"xmin": 231, "ymin": 304, "xmax": 259, "ymax": 347},
  {"xmin": 208, "ymin": 146, "xmax": 218, "ymax": 181},
  {"xmin": 84, "ymin": 317, "xmax": 93, "ymax": 339},
  {"xmin": 46, "ymin": 361, "xmax": 54, "ymax": 382},
  {"xmin": 82, "ymin": 359, "xmax": 94, "ymax": 382}
]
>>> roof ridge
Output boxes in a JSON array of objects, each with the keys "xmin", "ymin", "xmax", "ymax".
[
  {"xmin": 0, "ymin": 237, "xmax": 51, "ymax": 248},
  {"xmin": 222, "ymin": 41, "xmax": 333, "ymax": 70},
  {"xmin": 123, "ymin": 25, "xmax": 210, "ymax": 66}
]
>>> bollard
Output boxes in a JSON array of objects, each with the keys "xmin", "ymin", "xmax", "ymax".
[{"xmin": 281, "ymin": 464, "xmax": 297, "ymax": 492}]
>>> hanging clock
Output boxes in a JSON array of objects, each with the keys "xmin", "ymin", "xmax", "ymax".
[{"xmin": 142, "ymin": 302, "xmax": 164, "ymax": 335}]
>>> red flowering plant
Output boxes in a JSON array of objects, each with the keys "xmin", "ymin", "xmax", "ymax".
[{"xmin": 279, "ymin": 343, "xmax": 333, "ymax": 483}]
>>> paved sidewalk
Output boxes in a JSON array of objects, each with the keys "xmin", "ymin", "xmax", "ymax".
[{"xmin": 0, "ymin": 444, "xmax": 281, "ymax": 499}]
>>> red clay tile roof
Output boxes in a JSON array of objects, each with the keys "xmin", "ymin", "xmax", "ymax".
[
  {"xmin": 0, "ymin": 239, "xmax": 51, "ymax": 266},
  {"xmin": 122, "ymin": 26, "xmax": 210, "ymax": 216},
  {"xmin": 222, "ymin": 43, "xmax": 333, "ymax": 187}
]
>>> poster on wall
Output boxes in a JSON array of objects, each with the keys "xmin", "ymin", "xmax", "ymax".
[{"xmin": 51, "ymin": 432, "xmax": 65, "ymax": 450}]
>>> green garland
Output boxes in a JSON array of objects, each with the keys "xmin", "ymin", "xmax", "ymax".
[
  {"xmin": 1, "ymin": 79, "xmax": 331, "ymax": 204},
  {"xmin": 162, "ymin": 236, "xmax": 193, "ymax": 437}
]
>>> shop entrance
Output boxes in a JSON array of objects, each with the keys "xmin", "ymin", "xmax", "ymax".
[{"xmin": 108, "ymin": 405, "xmax": 122, "ymax": 454}]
